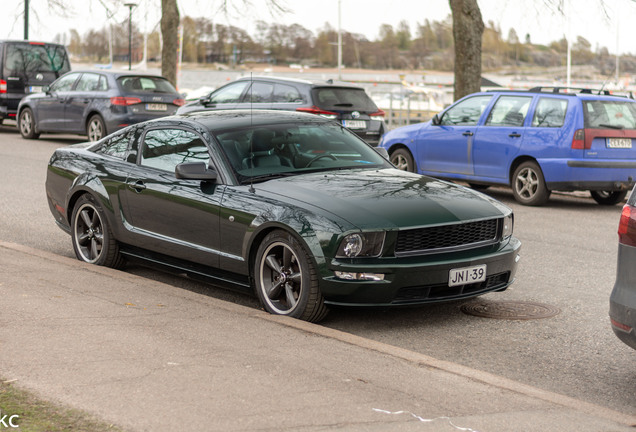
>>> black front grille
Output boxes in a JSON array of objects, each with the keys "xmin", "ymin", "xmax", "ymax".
[
  {"xmin": 393, "ymin": 271, "xmax": 510, "ymax": 303},
  {"xmin": 395, "ymin": 218, "xmax": 500, "ymax": 256}
]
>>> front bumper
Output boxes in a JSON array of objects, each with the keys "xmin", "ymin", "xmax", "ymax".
[{"xmin": 319, "ymin": 237, "xmax": 521, "ymax": 307}]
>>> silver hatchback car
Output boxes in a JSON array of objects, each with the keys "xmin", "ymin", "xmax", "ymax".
[{"xmin": 610, "ymin": 185, "xmax": 636, "ymax": 349}]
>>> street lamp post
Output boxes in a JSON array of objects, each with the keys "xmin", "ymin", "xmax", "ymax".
[{"xmin": 124, "ymin": 3, "xmax": 137, "ymax": 70}]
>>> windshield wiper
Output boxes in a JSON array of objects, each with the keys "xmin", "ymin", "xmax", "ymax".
[
  {"xmin": 598, "ymin": 123, "xmax": 624, "ymax": 129},
  {"xmin": 242, "ymin": 172, "xmax": 297, "ymax": 184}
]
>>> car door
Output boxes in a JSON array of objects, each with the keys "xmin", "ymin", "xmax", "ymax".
[
  {"xmin": 36, "ymin": 72, "xmax": 80, "ymax": 132},
  {"xmin": 65, "ymin": 72, "xmax": 108, "ymax": 133},
  {"xmin": 121, "ymin": 126, "xmax": 224, "ymax": 268},
  {"xmin": 418, "ymin": 95, "xmax": 493, "ymax": 175},
  {"xmin": 472, "ymin": 95, "xmax": 533, "ymax": 180}
]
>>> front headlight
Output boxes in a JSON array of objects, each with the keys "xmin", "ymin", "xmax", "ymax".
[
  {"xmin": 502, "ymin": 214, "xmax": 514, "ymax": 239},
  {"xmin": 336, "ymin": 232, "xmax": 385, "ymax": 258}
]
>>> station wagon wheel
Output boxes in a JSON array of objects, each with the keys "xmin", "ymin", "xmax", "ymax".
[
  {"xmin": 87, "ymin": 114, "xmax": 106, "ymax": 142},
  {"xmin": 71, "ymin": 194, "xmax": 124, "ymax": 268},
  {"xmin": 18, "ymin": 108, "xmax": 40, "ymax": 139},
  {"xmin": 254, "ymin": 230, "xmax": 328, "ymax": 322},
  {"xmin": 390, "ymin": 148, "xmax": 415, "ymax": 172},
  {"xmin": 590, "ymin": 190, "xmax": 628, "ymax": 205},
  {"xmin": 512, "ymin": 161, "xmax": 550, "ymax": 206}
]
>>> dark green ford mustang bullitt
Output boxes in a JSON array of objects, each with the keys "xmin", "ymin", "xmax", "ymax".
[{"xmin": 45, "ymin": 110, "xmax": 521, "ymax": 322}]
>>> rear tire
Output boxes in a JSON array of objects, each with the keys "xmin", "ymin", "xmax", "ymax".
[
  {"xmin": 254, "ymin": 230, "xmax": 328, "ymax": 322},
  {"xmin": 18, "ymin": 108, "xmax": 40, "ymax": 139},
  {"xmin": 511, "ymin": 161, "xmax": 550, "ymax": 206},
  {"xmin": 87, "ymin": 114, "xmax": 106, "ymax": 142},
  {"xmin": 390, "ymin": 148, "xmax": 415, "ymax": 172},
  {"xmin": 71, "ymin": 194, "xmax": 124, "ymax": 268},
  {"xmin": 590, "ymin": 190, "xmax": 628, "ymax": 205}
]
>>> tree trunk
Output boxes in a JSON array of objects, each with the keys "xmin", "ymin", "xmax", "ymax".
[
  {"xmin": 161, "ymin": 0, "xmax": 180, "ymax": 87},
  {"xmin": 449, "ymin": 0, "xmax": 484, "ymax": 101}
]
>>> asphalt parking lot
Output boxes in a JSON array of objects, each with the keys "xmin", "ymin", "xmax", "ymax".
[{"xmin": 0, "ymin": 124, "xmax": 634, "ymax": 427}]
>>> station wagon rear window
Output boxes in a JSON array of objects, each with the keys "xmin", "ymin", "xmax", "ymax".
[
  {"xmin": 312, "ymin": 87, "xmax": 378, "ymax": 112},
  {"xmin": 583, "ymin": 100, "xmax": 636, "ymax": 129}
]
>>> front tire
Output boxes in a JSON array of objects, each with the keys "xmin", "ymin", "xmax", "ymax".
[
  {"xmin": 18, "ymin": 108, "xmax": 40, "ymax": 139},
  {"xmin": 590, "ymin": 190, "xmax": 627, "ymax": 205},
  {"xmin": 87, "ymin": 114, "xmax": 106, "ymax": 142},
  {"xmin": 254, "ymin": 230, "xmax": 328, "ymax": 322},
  {"xmin": 511, "ymin": 161, "xmax": 550, "ymax": 206},
  {"xmin": 71, "ymin": 194, "xmax": 124, "ymax": 268},
  {"xmin": 390, "ymin": 148, "xmax": 415, "ymax": 172}
]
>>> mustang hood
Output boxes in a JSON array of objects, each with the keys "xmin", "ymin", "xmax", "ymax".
[{"xmin": 256, "ymin": 168, "xmax": 510, "ymax": 231}]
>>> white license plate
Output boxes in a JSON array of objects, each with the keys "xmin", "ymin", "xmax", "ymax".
[
  {"xmin": 343, "ymin": 120, "xmax": 366, "ymax": 129},
  {"xmin": 449, "ymin": 264, "xmax": 487, "ymax": 287},
  {"xmin": 146, "ymin": 103, "xmax": 167, "ymax": 111},
  {"xmin": 27, "ymin": 86, "xmax": 43, "ymax": 93},
  {"xmin": 607, "ymin": 138, "xmax": 632, "ymax": 149}
]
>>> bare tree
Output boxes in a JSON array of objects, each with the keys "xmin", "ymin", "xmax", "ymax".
[
  {"xmin": 449, "ymin": 0, "xmax": 484, "ymax": 100},
  {"xmin": 161, "ymin": 0, "xmax": 180, "ymax": 87}
]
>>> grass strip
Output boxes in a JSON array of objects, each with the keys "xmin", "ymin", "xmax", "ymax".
[{"xmin": 0, "ymin": 380, "xmax": 123, "ymax": 432}]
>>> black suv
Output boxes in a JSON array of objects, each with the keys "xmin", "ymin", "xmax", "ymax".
[
  {"xmin": 0, "ymin": 40, "xmax": 71, "ymax": 123},
  {"xmin": 177, "ymin": 76, "xmax": 386, "ymax": 145}
]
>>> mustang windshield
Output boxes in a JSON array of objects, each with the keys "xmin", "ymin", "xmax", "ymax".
[{"xmin": 214, "ymin": 122, "xmax": 389, "ymax": 182}]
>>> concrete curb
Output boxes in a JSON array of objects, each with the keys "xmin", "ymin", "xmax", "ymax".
[{"xmin": 2, "ymin": 240, "xmax": 635, "ymax": 427}]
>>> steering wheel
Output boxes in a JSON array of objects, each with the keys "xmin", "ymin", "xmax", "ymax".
[{"xmin": 305, "ymin": 153, "xmax": 337, "ymax": 168}]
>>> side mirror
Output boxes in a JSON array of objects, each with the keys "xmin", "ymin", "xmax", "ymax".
[
  {"xmin": 431, "ymin": 114, "xmax": 441, "ymax": 126},
  {"xmin": 43, "ymin": 86, "xmax": 51, "ymax": 94},
  {"xmin": 175, "ymin": 162, "xmax": 217, "ymax": 181}
]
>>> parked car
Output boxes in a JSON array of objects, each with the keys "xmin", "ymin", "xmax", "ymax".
[
  {"xmin": 18, "ymin": 70, "xmax": 185, "ymax": 141},
  {"xmin": 45, "ymin": 110, "xmax": 521, "ymax": 322},
  {"xmin": 380, "ymin": 87, "xmax": 636, "ymax": 205},
  {"xmin": 609, "ymin": 185, "xmax": 636, "ymax": 349},
  {"xmin": 0, "ymin": 40, "xmax": 71, "ymax": 123},
  {"xmin": 177, "ymin": 75, "xmax": 386, "ymax": 145}
]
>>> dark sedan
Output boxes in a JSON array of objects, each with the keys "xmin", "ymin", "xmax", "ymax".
[
  {"xmin": 610, "ymin": 185, "xmax": 636, "ymax": 349},
  {"xmin": 45, "ymin": 110, "xmax": 521, "ymax": 322},
  {"xmin": 18, "ymin": 70, "xmax": 184, "ymax": 141}
]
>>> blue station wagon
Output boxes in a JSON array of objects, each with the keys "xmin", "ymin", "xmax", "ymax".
[{"xmin": 380, "ymin": 87, "xmax": 636, "ymax": 205}]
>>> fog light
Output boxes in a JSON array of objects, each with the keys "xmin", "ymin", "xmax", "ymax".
[{"xmin": 335, "ymin": 271, "xmax": 385, "ymax": 281}]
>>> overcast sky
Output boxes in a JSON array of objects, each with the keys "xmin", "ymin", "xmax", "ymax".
[{"xmin": 3, "ymin": 0, "xmax": 636, "ymax": 54}]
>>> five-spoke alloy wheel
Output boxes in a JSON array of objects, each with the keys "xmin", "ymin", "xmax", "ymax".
[
  {"xmin": 512, "ymin": 161, "xmax": 550, "ymax": 206},
  {"xmin": 71, "ymin": 194, "xmax": 123, "ymax": 268},
  {"xmin": 254, "ymin": 230, "xmax": 327, "ymax": 322},
  {"xmin": 87, "ymin": 114, "xmax": 106, "ymax": 142},
  {"xmin": 18, "ymin": 108, "xmax": 40, "ymax": 139},
  {"xmin": 390, "ymin": 148, "xmax": 415, "ymax": 172}
]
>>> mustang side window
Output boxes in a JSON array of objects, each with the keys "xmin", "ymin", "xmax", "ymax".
[
  {"xmin": 94, "ymin": 130, "xmax": 132, "ymax": 159},
  {"xmin": 140, "ymin": 129, "xmax": 210, "ymax": 172},
  {"xmin": 532, "ymin": 98, "xmax": 568, "ymax": 127},
  {"xmin": 485, "ymin": 96, "xmax": 532, "ymax": 127},
  {"xmin": 440, "ymin": 95, "xmax": 493, "ymax": 126}
]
